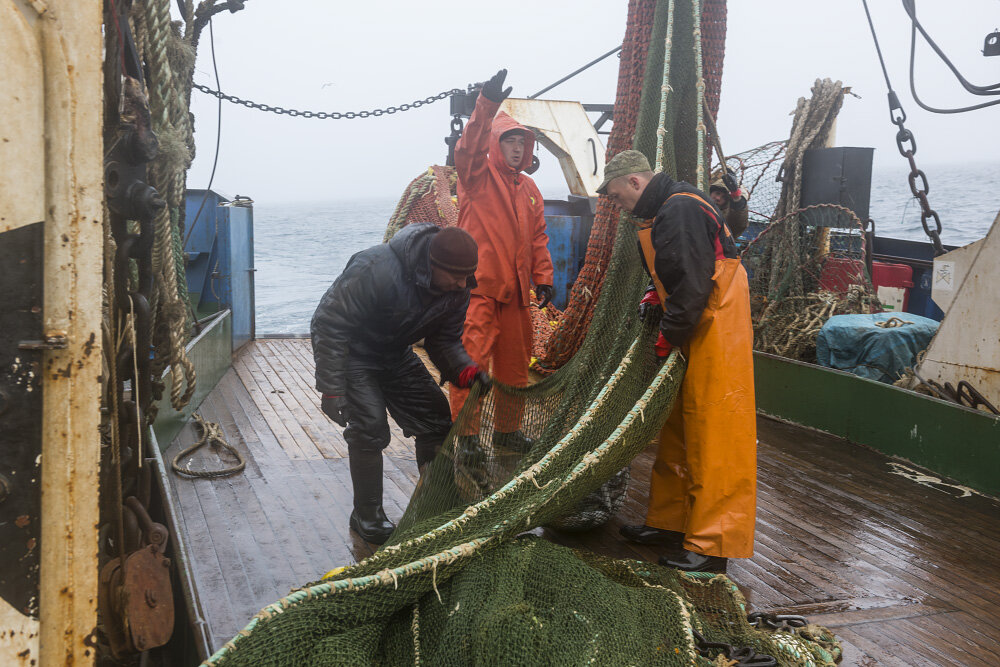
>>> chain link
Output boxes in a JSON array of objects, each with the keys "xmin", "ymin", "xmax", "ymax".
[
  {"xmin": 888, "ymin": 96, "xmax": 946, "ymax": 255},
  {"xmin": 192, "ymin": 83, "xmax": 463, "ymax": 120}
]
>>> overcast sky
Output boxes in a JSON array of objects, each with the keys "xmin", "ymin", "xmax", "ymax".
[{"xmin": 183, "ymin": 0, "xmax": 1000, "ymax": 203}]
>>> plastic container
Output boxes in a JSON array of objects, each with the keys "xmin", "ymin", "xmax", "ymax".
[
  {"xmin": 872, "ymin": 261, "xmax": 914, "ymax": 312},
  {"xmin": 818, "ymin": 258, "xmax": 866, "ymax": 295}
]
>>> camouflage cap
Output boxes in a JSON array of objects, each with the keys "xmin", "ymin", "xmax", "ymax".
[{"xmin": 596, "ymin": 149, "xmax": 652, "ymax": 195}]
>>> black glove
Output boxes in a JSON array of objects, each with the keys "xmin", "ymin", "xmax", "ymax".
[
  {"xmin": 481, "ymin": 69, "xmax": 512, "ymax": 103},
  {"xmin": 474, "ymin": 370, "xmax": 492, "ymax": 390},
  {"xmin": 638, "ymin": 301, "xmax": 662, "ymax": 322},
  {"xmin": 535, "ymin": 284, "xmax": 554, "ymax": 309},
  {"xmin": 321, "ymin": 394, "xmax": 350, "ymax": 427},
  {"xmin": 721, "ymin": 169, "xmax": 739, "ymax": 195}
]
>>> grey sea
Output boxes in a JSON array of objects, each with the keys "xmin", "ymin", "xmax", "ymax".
[{"xmin": 253, "ymin": 162, "xmax": 999, "ymax": 334}]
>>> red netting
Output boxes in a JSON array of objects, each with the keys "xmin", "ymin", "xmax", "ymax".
[
  {"xmin": 382, "ymin": 166, "xmax": 459, "ymax": 242},
  {"xmin": 538, "ymin": 0, "xmax": 727, "ymax": 373},
  {"xmin": 535, "ymin": 0, "xmax": 658, "ymax": 373}
]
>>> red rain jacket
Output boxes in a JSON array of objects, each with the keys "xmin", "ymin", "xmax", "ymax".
[{"xmin": 455, "ymin": 94, "xmax": 554, "ymax": 306}]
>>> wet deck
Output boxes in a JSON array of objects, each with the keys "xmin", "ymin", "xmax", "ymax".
[{"xmin": 164, "ymin": 338, "xmax": 1000, "ymax": 665}]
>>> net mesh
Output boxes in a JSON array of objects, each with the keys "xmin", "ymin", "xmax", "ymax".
[
  {"xmin": 203, "ymin": 2, "xmax": 843, "ymax": 664},
  {"xmin": 744, "ymin": 204, "xmax": 879, "ymax": 361}
]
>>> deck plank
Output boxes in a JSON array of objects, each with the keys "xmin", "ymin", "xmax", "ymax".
[
  {"xmin": 256, "ymin": 341, "xmax": 345, "ymax": 459},
  {"xmin": 165, "ymin": 338, "xmax": 1000, "ymax": 662},
  {"xmin": 234, "ymin": 351, "xmax": 316, "ymax": 460}
]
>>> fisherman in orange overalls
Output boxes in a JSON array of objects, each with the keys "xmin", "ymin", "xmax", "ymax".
[
  {"xmin": 448, "ymin": 69, "xmax": 554, "ymax": 453},
  {"xmin": 599, "ymin": 150, "xmax": 757, "ymax": 574}
]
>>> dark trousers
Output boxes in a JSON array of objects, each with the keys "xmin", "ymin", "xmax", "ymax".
[{"xmin": 343, "ymin": 350, "xmax": 452, "ymax": 467}]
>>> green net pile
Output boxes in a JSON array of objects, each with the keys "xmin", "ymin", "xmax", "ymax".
[{"xmin": 202, "ymin": 1, "xmax": 841, "ymax": 665}]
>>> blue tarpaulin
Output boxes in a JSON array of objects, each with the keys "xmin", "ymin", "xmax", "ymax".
[{"xmin": 816, "ymin": 312, "xmax": 940, "ymax": 383}]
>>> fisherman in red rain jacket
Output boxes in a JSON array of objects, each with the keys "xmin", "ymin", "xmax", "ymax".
[{"xmin": 448, "ymin": 69, "xmax": 554, "ymax": 454}]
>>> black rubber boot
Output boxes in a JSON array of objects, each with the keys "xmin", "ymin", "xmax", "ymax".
[
  {"xmin": 494, "ymin": 430, "xmax": 535, "ymax": 454},
  {"xmin": 348, "ymin": 450, "xmax": 395, "ymax": 544},
  {"xmin": 619, "ymin": 525, "xmax": 685, "ymax": 548},
  {"xmin": 659, "ymin": 548, "xmax": 728, "ymax": 573},
  {"xmin": 454, "ymin": 435, "xmax": 490, "ymax": 497}
]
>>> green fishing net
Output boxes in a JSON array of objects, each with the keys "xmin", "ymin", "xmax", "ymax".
[{"xmin": 202, "ymin": 1, "xmax": 842, "ymax": 664}]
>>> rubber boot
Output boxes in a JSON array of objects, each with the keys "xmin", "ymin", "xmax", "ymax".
[
  {"xmin": 348, "ymin": 450, "xmax": 395, "ymax": 544},
  {"xmin": 494, "ymin": 430, "xmax": 535, "ymax": 454}
]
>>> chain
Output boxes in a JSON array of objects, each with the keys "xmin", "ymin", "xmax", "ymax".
[
  {"xmin": 192, "ymin": 83, "xmax": 463, "ymax": 119},
  {"xmin": 747, "ymin": 612, "xmax": 808, "ymax": 632},
  {"xmin": 890, "ymin": 95, "xmax": 945, "ymax": 256},
  {"xmin": 861, "ymin": 0, "xmax": 946, "ymax": 256},
  {"xmin": 692, "ymin": 629, "xmax": 777, "ymax": 667}
]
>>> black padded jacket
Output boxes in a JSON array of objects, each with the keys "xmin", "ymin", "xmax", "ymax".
[
  {"xmin": 310, "ymin": 223, "xmax": 475, "ymax": 396},
  {"xmin": 633, "ymin": 172, "xmax": 739, "ymax": 347}
]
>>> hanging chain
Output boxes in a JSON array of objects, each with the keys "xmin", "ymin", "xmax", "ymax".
[
  {"xmin": 861, "ymin": 0, "xmax": 946, "ymax": 256},
  {"xmin": 889, "ymin": 95, "xmax": 945, "ymax": 255},
  {"xmin": 192, "ymin": 83, "xmax": 463, "ymax": 119}
]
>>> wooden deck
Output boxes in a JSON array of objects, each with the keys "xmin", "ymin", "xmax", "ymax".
[{"xmin": 165, "ymin": 338, "xmax": 1000, "ymax": 665}]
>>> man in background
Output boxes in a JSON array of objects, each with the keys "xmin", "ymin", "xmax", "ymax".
[
  {"xmin": 708, "ymin": 168, "xmax": 749, "ymax": 239},
  {"xmin": 311, "ymin": 223, "xmax": 489, "ymax": 544},
  {"xmin": 599, "ymin": 150, "xmax": 757, "ymax": 574}
]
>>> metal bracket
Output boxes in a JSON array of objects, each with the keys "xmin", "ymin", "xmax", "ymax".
[
  {"xmin": 983, "ymin": 30, "xmax": 1000, "ymax": 57},
  {"xmin": 18, "ymin": 334, "xmax": 68, "ymax": 351}
]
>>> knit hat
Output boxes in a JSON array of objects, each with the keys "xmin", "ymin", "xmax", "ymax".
[
  {"xmin": 429, "ymin": 227, "xmax": 478, "ymax": 274},
  {"xmin": 596, "ymin": 149, "xmax": 653, "ymax": 194}
]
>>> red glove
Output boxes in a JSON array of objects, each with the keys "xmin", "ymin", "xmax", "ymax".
[
  {"xmin": 638, "ymin": 288, "xmax": 661, "ymax": 320},
  {"xmin": 655, "ymin": 332, "xmax": 673, "ymax": 358},
  {"xmin": 457, "ymin": 365, "xmax": 491, "ymax": 389}
]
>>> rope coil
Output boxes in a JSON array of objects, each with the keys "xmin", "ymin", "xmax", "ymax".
[{"xmin": 172, "ymin": 413, "xmax": 246, "ymax": 479}]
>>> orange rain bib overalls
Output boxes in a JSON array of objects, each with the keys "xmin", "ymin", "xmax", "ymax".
[{"xmin": 638, "ymin": 192, "xmax": 757, "ymax": 559}]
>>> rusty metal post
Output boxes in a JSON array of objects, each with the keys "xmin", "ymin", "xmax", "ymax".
[
  {"xmin": 37, "ymin": 1, "xmax": 104, "ymax": 665},
  {"xmin": 0, "ymin": 0, "xmax": 46, "ymax": 663}
]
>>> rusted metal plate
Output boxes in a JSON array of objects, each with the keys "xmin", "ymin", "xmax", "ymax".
[
  {"xmin": 99, "ymin": 544, "xmax": 174, "ymax": 657},
  {"xmin": 0, "ymin": 221, "xmax": 43, "ymax": 619},
  {"xmin": 122, "ymin": 545, "xmax": 174, "ymax": 652}
]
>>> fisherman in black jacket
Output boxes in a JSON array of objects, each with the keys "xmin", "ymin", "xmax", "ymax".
[
  {"xmin": 599, "ymin": 150, "xmax": 757, "ymax": 574},
  {"xmin": 311, "ymin": 223, "xmax": 489, "ymax": 544}
]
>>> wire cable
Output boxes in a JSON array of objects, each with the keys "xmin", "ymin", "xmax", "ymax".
[
  {"xmin": 184, "ymin": 17, "xmax": 223, "ymax": 248},
  {"xmin": 862, "ymin": 0, "xmax": 895, "ymax": 92},
  {"xmin": 901, "ymin": 0, "xmax": 1000, "ymax": 95},
  {"xmin": 909, "ymin": 20, "xmax": 1000, "ymax": 113},
  {"xmin": 903, "ymin": 0, "xmax": 1000, "ymax": 113},
  {"xmin": 528, "ymin": 46, "xmax": 622, "ymax": 99}
]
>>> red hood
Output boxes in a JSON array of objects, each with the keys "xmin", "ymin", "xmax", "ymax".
[{"xmin": 488, "ymin": 111, "xmax": 535, "ymax": 174}]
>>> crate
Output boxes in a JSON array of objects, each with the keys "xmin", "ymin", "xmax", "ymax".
[
  {"xmin": 873, "ymin": 261, "xmax": 914, "ymax": 312},
  {"xmin": 818, "ymin": 257, "xmax": 866, "ymax": 295}
]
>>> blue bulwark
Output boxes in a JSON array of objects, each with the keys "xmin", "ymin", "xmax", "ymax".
[
  {"xmin": 543, "ymin": 197, "xmax": 595, "ymax": 310},
  {"xmin": 184, "ymin": 190, "xmax": 256, "ymax": 351}
]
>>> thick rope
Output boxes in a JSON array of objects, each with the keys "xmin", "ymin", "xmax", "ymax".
[
  {"xmin": 769, "ymin": 79, "xmax": 847, "ymax": 300},
  {"xmin": 138, "ymin": 0, "xmax": 198, "ymax": 411},
  {"xmin": 172, "ymin": 413, "xmax": 246, "ymax": 479},
  {"xmin": 653, "ymin": 0, "xmax": 676, "ymax": 173}
]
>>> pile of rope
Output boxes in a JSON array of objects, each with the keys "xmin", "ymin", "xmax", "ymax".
[
  {"xmin": 753, "ymin": 285, "xmax": 875, "ymax": 360},
  {"xmin": 125, "ymin": 1, "xmax": 242, "ymax": 415},
  {"xmin": 172, "ymin": 412, "xmax": 246, "ymax": 479},
  {"xmin": 743, "ymin": 204, "xmax": 880, "ymax": 361}
]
